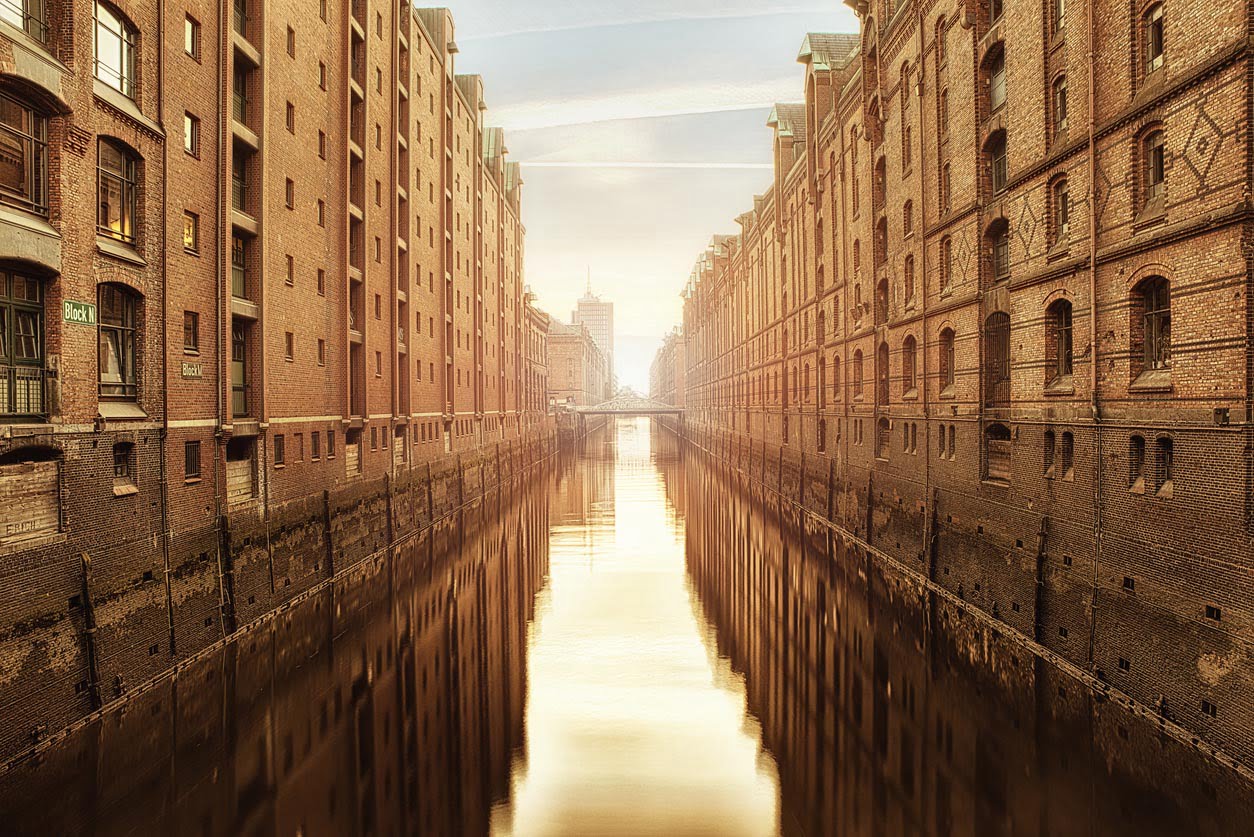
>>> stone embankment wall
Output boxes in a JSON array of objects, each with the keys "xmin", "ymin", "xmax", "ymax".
[{"xmin": 0, "ymin": 423, "xmax": 560, "ymax": 766}]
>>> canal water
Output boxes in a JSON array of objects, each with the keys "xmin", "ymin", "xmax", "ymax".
[{"xmin": 0, "ymin": 417, "xmax": 1250, "ymax": 835}]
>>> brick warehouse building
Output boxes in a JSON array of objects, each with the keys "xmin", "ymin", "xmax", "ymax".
[
  {"xmin": 649, "ymin": 326, "xmax": 686, "ymax": 408},
  {"xmin": 546, "ymin": 318, "xmax": 611, "ymax": 407},
  {"xmin": 0, "ymin": 2, "xmax": 550, "ymax": 761},
  {"xmin": 667, "ymin": 0, "xmax": 1254, "ymax": 771}
]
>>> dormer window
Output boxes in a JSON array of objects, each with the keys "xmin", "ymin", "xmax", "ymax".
[{"xmin": 94, "ymin": 2, "xmax": 137, "ymax": 99}]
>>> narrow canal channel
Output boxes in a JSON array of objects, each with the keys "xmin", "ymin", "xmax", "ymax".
[{"xmin": 0, "ymin": 418, "xmax": 1250, "ymax": 835}]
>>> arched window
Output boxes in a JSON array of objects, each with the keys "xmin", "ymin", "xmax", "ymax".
[
  {"xmin": 940, "ymin": 236, "xmax": 953, "ymax": 292},
  {"xmin": 987, "ymin": 130, "xmax": 1008, "ymax": 193},
  {"xmin": 903, "ymin": 200, "xmax": 913, "ymax": 236},
  {"xmin": 0, "ymin": 92, "xmax": 49, "ymax": 216},
  {"xmin": 1155, "ymin": 436, "xmax": 1173, "ymax": 497},
  {"xmin": 98, "ymin": 283, "xmax": 140, "ymax": 401},
  {"xmin": 1047, "ymin": 299, "xmax": 1074, "ymax": 382},
  {"xmin": 876, "ymin": 341, "xmax": 890, "ymax": 403},
  {"xmin": 817, "ymin": 309, "xmax": 826, "ymax": 345},
  {"xmin": 875, "ymin": 277, "xmax": 888, "ymax": 324},
  {"xmin": 853, "ymin": 349, "xmax": 864, "ymax": 397},
  {"xmin": 832, "ymin": 356, "xmax": 842, "ymax": 399},
  {"xmin": 987, "ymin": 49, "xmax": 1006, "ymax": 113},
  {"xmin": 853, "ymin": 239, "xmax": 861, "ymax": 272},
  {"xmin": 984, "ymin": 312, "xmax": 1010, "ymax": 406},
  {"xmin": 1052, "ymin": 75, "xmax": 1068, "ymax": 135},
  {"xmin": 1143, "ymin": 3, "xmax": 1164, "ymax": 75},
  {"xmin": 984, "ymin": 423, "xmax": 1012, "ymax": 482},
  {"xmin": 0, "ymin": 270, "xmax": 45, "ymax": 417},
  {"xmin": 98, "ymin": 139, "xmax": 138, "ymax": 244},
  {"xmin": 804, "ymin": 363, "xmax": 811, "ymax": 402},
  {"xmin": 936, "ymin": 17, "xmax": 947, "ymax": 67},
  {"xmin": 876, "ymin": 417, "xmax": 891, "ymax": 459},
  {"xmin": 987, "ymin": 218, "xmax": 1010, "ymax": 281},
  {"xmin": 940, "ymin": 161, "xmax": 951, "ymax": 212},
  {"xmin": 902, "ymin": 335, "xmax": 917, "ymax": 395},
  {"xmin": 904, "ymin": 255, "xmax": 915, "ymax": 306},
  {"xmin": 94, "ymin": 2, "xmax": 137, "ymax": 99},
  {"xmin": 1143, "ymin": 129, "xmax": 1165, "ymax": 207},
  {"xmin": 1129, "ymin": 433, "xmax": 1147, "ymax": 491},
  {"xmin": 1051, "ymin": 178, "xmax": 1070, "ymax": 243},
  {"xmin": 939, "ymin": 327, "xmax": 956, "ymax": 393},
  {"xmin": 1133, "ymin": 276, "xmax": 1170, "ymax": 375}
]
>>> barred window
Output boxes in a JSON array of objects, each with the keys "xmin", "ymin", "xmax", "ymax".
[{"xmin": 184, "ymin": 440, "xmax": 201, "ymax": 479}]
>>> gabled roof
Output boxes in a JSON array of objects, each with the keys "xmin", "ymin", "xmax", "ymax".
[
  {"xmin": 767, "ymin": 103, "xmax": 807, "ymax": 139},
  {"xmin": 484, "ymin": 127, "xmax": 506, "ymax": 163},
  {"xmin": 797, "ymin": 33, "xmax": 860, "ymax": 71}
]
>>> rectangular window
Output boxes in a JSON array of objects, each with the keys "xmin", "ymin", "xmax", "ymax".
[
  {"xmin": 184, "ymin": 440, "xmax": 201, "ymax": 480},
  {"xmin": 183, "ymin": 311, "xmax": 199, "ymax": 352},
  {"xmin": 183, "ymin": 211, "xmax": 199, "ymax": 252},
  {"xmin": 286, "ymin": 101, "xmax": 295, "ymax": 133},
  {"xmin": 294, "ymin": 433, "xmax": 304, "ymax": 462},
  {"xmin": 317, "ymin": 338, "xmax": 326, "ymax": 366},
  {"xmin": 328, "ymin": 429, "xmax": 336, "ymax": 457},
  {"xmin": 317, "ymin": 268, "xmax": 326, "ymax": 296},
  {"xmin": 0, "ymin": 272, "xmax": 46, "ymax": 417},
  {"xmin": 317, "ymin": 199, "xmax": 325, "ymax": 227},
  {"xmin": 285, "ymin": 254, "xmax": 294, "ymax": 285},
  {"xmin": 284, "ymin": 331, "xmax": 294, "ymax": 361},
  {"xmin": 312, "ymin": 431, "xmax": 321, "ymax": 460},
  {"xmin": 319, "ymin": 61, "xmax": 327, "ymax": 90},
  {"xmin": 286, "ymin": 25, "xmax": 296, "ymax": 58},
  {"xmin": 318, "ymin": 130, "xmax": 327, "ymax": 159},
  {"xmin": 184, "ymin": 112, "xmax": 200, "ymax": 156},
  {"xmin": 285, "ymin": 178, "xmax": 294, "ymax": 209},
  {"xmin": 185, "ymin": 15, "xmax": 201, "ymax": 58},
  {"xmin": 274, "ymin": 434, "xmax": 285, "ymax": 466},
  {"xmin": 112, "ymin": 443, "xmax": 132, "ymax": 480},
  {"xmin": 97, "ymin": 140, "xmax": 137, "ymax": 244}
]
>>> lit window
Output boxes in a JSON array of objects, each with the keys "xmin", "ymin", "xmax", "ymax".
[
  {"xmin": 183, "ymin": 211, "xmax": 199, "ymax": 252},
  {"xmin": 97, "ymin": 139, "xmax": 138, "ymax": 244}
]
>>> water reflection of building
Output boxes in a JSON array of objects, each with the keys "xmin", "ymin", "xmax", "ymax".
[
  {"xmin": 678, "ymin": 455, "xmax": 1254, "ymax": 837},
  {"xmin": 0, "ymin": 489, "xmax": 549, "ymax": 837}
]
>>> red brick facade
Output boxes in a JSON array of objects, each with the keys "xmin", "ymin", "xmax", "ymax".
[
  {"xmin": 671, "ymin": 1, "xmax": 1254, "ymax": 771},
  {"xmin": 0, "ymin": 1, "xmax": 548, "ymax": 761}
]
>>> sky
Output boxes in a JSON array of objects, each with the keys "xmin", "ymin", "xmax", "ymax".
[{"xmin": 438, "ymin": 1, "xmax": 861, "ymax": 391}]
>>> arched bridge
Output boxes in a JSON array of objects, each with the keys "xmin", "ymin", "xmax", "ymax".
[{"xmin": 576, "ymin": 394, "xmax": 683, "ymax": 416}]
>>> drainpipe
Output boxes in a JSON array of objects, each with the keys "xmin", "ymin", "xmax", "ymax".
[
  {"xmin": 1085, "ymin": 0, "xmax": 1104, "ymax": 669},
  {"xmin": 157, "ymin": 0, "xmax": 176, "ymax": 656}
]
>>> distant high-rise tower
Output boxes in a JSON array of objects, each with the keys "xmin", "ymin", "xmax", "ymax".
[{"xmin": 572, "ymin": 277, "xmax": 614, "ymax": 378}]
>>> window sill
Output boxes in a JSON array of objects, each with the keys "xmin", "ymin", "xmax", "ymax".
[
  {"xmin": 939, "ymin": 386, "xmax": 956, "ymax": 400},
  {"xmin": 99, "ymin": 401, "xmax": 148, "ymax": 421},
  {"xmin": 183, "ymin": 477, "xmax": 202, "ymax": 485},
  {"xmin": 1044, "ymin": 375, "xmax": 1075, "ymax": 396},
  {"xmin": 981, "ymin": 479, "xmax": 1010, "ymax": 489},
  {"xmin": 93, "ymin": 78, "xmax": 164, "ymax": 136},
  {"xmin": 112, "ymin": 482, "xmax": 139, "ymax": 498},
  {"xmin": 902, "ymin": 389, "xmax": 919, "ymax": 401},
  {"xmin": 1046, "ymin": 239, "xmax": 1070, "ymax": 261},
  {"xmin": 1132, "ymin": 200, "xmax": 1166, "ymax": 231},
  {"xmin": 1130, "ymin": 368, "xmax": 1172, "ymax": 393},
  {"xmin": 97, "ymin": 235, "xmax": 146, "ymax": 267}
]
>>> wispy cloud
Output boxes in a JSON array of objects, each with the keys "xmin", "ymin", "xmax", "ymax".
[{"xmin": 442, "ymin": 1, "xmax": 837, "ymax": 41}]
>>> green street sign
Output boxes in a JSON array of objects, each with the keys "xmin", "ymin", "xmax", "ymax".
[{"xmin": 63, "ymin": 300, "xmax": 97, "ymax": 326}]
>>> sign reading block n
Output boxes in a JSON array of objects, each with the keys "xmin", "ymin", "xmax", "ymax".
[{"xmin": 63, "ymin": 300, "xmax": 97, "ymax": 326}]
